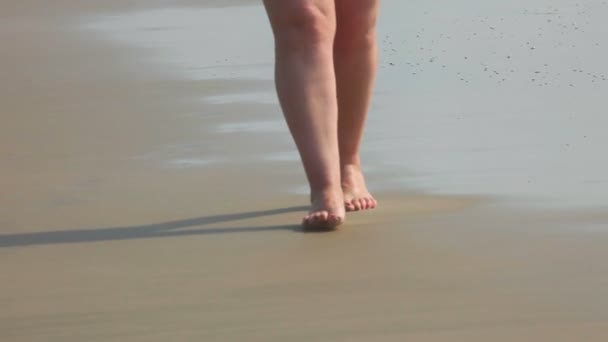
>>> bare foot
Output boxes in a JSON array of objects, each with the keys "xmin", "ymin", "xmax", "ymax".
[
  {"xmin": 302, "ymin": 187, "xmax": 345, "ymax": 230},
  {"xmin": 341, "ymin": 164, "xmax": 377, "ymax": 212}
]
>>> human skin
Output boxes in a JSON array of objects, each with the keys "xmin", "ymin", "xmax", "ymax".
[{"xmin": 263, "ymin": 0, "xmax": 379, "ymax": 229}]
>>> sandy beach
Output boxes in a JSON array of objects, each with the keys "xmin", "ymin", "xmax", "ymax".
[{"xmin": 2, "ymin": 0, "xmax": 608, "ymax": 340}]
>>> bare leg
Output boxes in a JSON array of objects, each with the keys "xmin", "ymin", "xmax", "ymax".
[
  {"xmin": 263, "ymin": 0, "xmax": 344, "ymax": 228},
  {"xmin": 334, "ymin": 0, "xmax": 380, "ymax": 212}
]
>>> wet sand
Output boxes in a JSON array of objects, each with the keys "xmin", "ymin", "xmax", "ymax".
[{"xmin": 2, "ymin": 0, "xmax": 608, "ymax": 341}]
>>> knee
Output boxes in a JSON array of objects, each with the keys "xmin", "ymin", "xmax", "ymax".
[
  {"xmin": 269, "ymin": 2, "xmax": 335, "ymax": 51},
  {"xmin": 334, "ymin": 15, "xmax": 377, "ymax": 53}
]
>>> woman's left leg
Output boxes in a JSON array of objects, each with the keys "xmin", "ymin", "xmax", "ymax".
[{"xmin": 334, "ymin": 0, "xmax": 380, "ymax": 211}]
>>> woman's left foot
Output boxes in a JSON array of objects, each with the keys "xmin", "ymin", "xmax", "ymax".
[{"xmin": 341, "ymin": 164, "xmax": 377, "ymax": 212}]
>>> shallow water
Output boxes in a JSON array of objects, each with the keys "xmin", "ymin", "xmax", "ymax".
[
  {"xmin": 87, "ymin": 0, "xmax": 608, "ymax": 209},
  {"xmin": 3, "ymin": 2, "xmax": 608, "ymax": 341}
]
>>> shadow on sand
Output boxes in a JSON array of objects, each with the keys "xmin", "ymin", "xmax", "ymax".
[{"xmin": 0, "ymin": 206, "xmax": 335, "ymax": 248}]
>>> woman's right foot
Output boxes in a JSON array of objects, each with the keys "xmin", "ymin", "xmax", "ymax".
[
  {"xmin": 303, "ymin": 187, "xmax": 345, "ymax": 230},
  {"xmin": 341, "ymin": 164, "xmax": 378, "ymax": 212}
]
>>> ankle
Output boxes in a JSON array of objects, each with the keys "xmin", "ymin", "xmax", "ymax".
[
  {"xmin": 340, "ymin": 164, "xmax": 366, "ymax": 190},
  {"xmin": 340, "ymin": 156, "xmax": 362, "ymax": 170},
  {"xmin": 341, "ymin": 163, "xmax": 362, "ymax": 175},
  {"xmin": 310, "ymin": 184, "xmax": 343, "ymax": 202}
]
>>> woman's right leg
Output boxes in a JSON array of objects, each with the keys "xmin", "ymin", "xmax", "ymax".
[{"xmin": 263, "ymin": 0, "xmax": 344, "ymax": 228}]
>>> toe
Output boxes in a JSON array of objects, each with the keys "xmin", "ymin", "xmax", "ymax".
[
  {"xmin": 345, "ymin": 200, "xmax": 356, "ymax": 212},
  {"xmin": 311, "ymin": 211, "xmax": 328, "ymax": 225},
  {"xmin": 363, "ymin": 198, "xmax": 372, "ymax": 210},
  {"xmin": 327, "ymin": 214, "xmax": 343, "ymax": 228},
  {"xmin": 302, "ymin": 214, "xmax": 311, "ymax": 226},
  {"xmin": 361, "ymin": 199, "xmax": 368, "ymax": 210},
  {"xmin": 357, "ymin": 199, "xmax": 366, "ymax": 211},
  {"xmin": 318, "ymin": 211, "xmax": 329, "ymax": 223}
]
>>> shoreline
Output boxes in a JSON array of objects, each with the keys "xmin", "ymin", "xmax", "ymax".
[{"xmin": 2, "ymin": 1, "xmax": 608, "ymax": 341}]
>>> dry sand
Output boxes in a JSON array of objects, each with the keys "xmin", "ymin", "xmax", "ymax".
[{"xmin": 1, "ymin": 0, "xmax": 608, "ymax": 341}]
